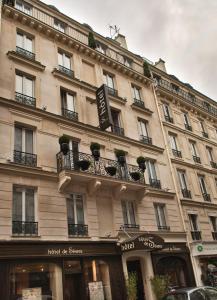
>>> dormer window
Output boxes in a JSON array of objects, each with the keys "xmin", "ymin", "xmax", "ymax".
[
  {"xmin": 54, "ymin": 19, "xmax": 65, "ymax": 33},
  {"xmin": 123, "ymin": 57, "xmax": 132, "ymax": 68},
  {"xmin": 15, "ymin": 0, "xmax": 32, "ymax": 15},
  {"xmin": 96, "ymin": 42, "xmax": 106, "ymax": 55}
]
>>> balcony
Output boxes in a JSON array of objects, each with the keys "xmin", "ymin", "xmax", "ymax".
[
  {"xmin": 181, "ymin": 188, "xmax": 192, "ymax": 199},
  {"xmin": 106, "ymin": 86, "xmax": 118, "ymax": 97},
  {"xmin": 158, "ymin": 225, "xmax": 170, "ymax": 231},
  {"xmin": 15, "ymin": 92, "xmax": 36, "ymax": 107},
  {"xmin": 12, "ymin": 221, "xmax": 38, "ymax": 236},
  {"xmin": 57, "ymin": 150, "xmax": 144, "ymax": 184},
  {"xmin": 212, "ymin": 232, "xmax": 217, "ymax": 240},
  {"xmin": 202, "ymin": 131, "xmax": 209, "ymax": 138},
  {"xmin": 165, "ymin": 115, "xmax": 173, "ymax": 123},
  {"xmin": 121, "ymin": 224, "xmax": 140, "ymax": 230},
  {"xmin": 191, "ymin": 230, "xmax": 201, "ymax": 241},
  {"xmin": 133, "ymin": 98, "xmax": 145, "ymax": 108},
  {"xmin": 58, "ymin": 65, "xmax": 74, "ymax": 77},
  {"xmin": 149, "ymin": 178, "xmax": 161, "ymax": 189},
  {"xmin": 62, "ymin": 108, "xmax": 78, "ymax": 121},
  {"xmin": 210, "ymin": 161, "xmax": 217, "ymax": 169},
  {"xmin": 14, "ymin": 150, "xmax": 37, "ymax": 167},
  {"xmin": 202, "ymin": 193, "xmax": 211, "ymax": 202},
  {"xmin": 140, "ymin": 135, "xmax": 152, "ymax": 145},
  {"xmin": 185, "ymin": 123, "xmax": 192, "ymax": 131},
  {"xmin": 111, "ymin": 125, "xmax": 125, "ymax": 136},
  {"xmin": 16, "ymin": 46, "xmax": 35, "ymax": 60},
  {"xmin": 172, "ymin": 149, "xmax": 182, "ymax": 158},
  {"xmin": 68, "ymin": 224, "xmax": 88, "ymax": 236},
  {"xmin": 193, "ymin": 155, "xmax": 201, "ymax": 164}
]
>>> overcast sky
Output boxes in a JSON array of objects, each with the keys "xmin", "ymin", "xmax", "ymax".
[{"xmin": 43, "ymin": 0, "xmax": 217, "ymax": 100}]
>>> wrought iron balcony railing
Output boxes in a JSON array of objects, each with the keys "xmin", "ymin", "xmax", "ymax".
[
  {"xmin": 202, "ymin": 131, "xmax": 209, "ymax": 138},
  {"xmin": 149, "ymin": 178, "xmax": 161, "ymax": 189},
  {"xmin": 15, "ymin": 92, "xmax": 36, "ymax": 107},
  {"xmin": 202, "ymin": 193, "xmax": 211, "ymax": 202},
  {"xmin": 185, "ymin": 123, "xmax": 192, "ymax": 131},
  {"xmin": 191, "ymin": 230, "xmax": 201, "ymax": 241},
  {"xmin": 12, "ymin": 221, "xmax": 38, "ymax": 236},
  {"xmin": 172, "ymin": 149, "xmax": 182, "ymax": 158},
  {"xmin": 111, "ymin": 125, "xmax": 125, "ymax": 136},
  {"xmin": 16, "ymin": 46, "xmax": 35, "ymax": 60},
  {"xmin": 211, "ymin": 161, "xmax": 217, "ymax": 169},
  {"xmin": 212, "ymin": 231, "xmax": 217, "ymax": 240},
  {"xmin": 164, "ymin": 115, "xmax": 173, "ymax": 123},
  {"xmin": 193, "ymin": 155, "xmax": 201, "ymax": 164},
  {"xmin": 57, "ymin": 150, "xmax": 145, "ymax": 184},
  {"xmin": 181, "ymin": 188, "xmax": 192, "ymax": 199},
  {"xmin": 68, "ymin": 223, "xmax": 88, "ymax": 236},
  {"xmin": 14, "ymin": 150, "xmax": 37, "ymax": 167},
  {"xmin": 140, "ymin": 135, "xmax": 152, "ymax": 145},
  {"xmin": 58, "ymin": 65, "xmax": 74, "ymax": 77},
  {"xmin": 105, "ymin": 86, "xmax": 118, "ymax": 97},
  {"xmin": 62, "ymin": 108, "xmax": 78, "ymax": 121},
  {"xmin": 121, "ymin": 224, "xmax": 140, "ymax": 230},
  {"xmin": 156, "ymin": 78, "xmax": 217, "ymax": 117},
  {"xmin": 158, "ymin": 225, "xmax": 170, "ymax": 231},
  {"xmin": 133, "ymin": 98, "xmax": 145, "ymax": 108}
]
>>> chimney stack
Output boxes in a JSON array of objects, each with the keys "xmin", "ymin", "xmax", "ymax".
[
  {"xmin": 115, "ymin": 34, "xmax": 128, "ymax": 50},
  {"xmin": 155, "ymin": 58, "xmax": 167, "ymax": 73}
]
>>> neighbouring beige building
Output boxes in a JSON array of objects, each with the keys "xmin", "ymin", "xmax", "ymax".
[
  {"xmin": 151, "ymin": 61, "xmax": 217, "ymax": 287},
  {"xmin": 2, "ymin": 0, "xmax": 214, "ymax": 299}
]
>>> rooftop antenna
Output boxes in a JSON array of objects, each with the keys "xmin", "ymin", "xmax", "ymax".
[{"xmin": 109, "ymin": 24, "xmax": 120, "ymax": 39}]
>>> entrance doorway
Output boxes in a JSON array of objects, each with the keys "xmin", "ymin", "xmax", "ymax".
[
  {"xmin": 127, "ymin": 259, "xmax": 145, "ymax": 300},
  {"xmin": 64, "ymin": 260, "xmax": 85, "ymax": 300}
]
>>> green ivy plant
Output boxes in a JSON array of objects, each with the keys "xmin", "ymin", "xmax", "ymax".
[
  {"xmin": 143, "ymin": 60, "xmax": 151, "ymax": 78},
  {"xmin": 88, "ymin": 32, "xmax": 96, "ymax": 49},
  {"xmin": 126, "ymin": 272, "xmax": 137, "ymax": 300}
]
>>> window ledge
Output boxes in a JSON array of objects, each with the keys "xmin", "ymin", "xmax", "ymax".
[
  {"xmin": 11, "ymin": 235, "xmax": 41, "ymax": 238},
  {"xmin": 131, "ymin": 103, "xmax": 153, "ymax": 115},
  {"xmin": 7, "ymin": 51, "xmax": 46, "ymax": 71}
]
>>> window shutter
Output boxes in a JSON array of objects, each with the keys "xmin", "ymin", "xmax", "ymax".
[
  {"xmin": 13, "ymin": 188, "xmax": 22, "ymax": 221},
  {"xmin": 15, "ymin": 74, "xmax": 23, "ymax": 94},
  {"xmin": 25, "ymin": 77, "xmax": 33, "ymax": 97},
  {"xmin": 25, "ymin": 189, "xmax": 35, "ymax": 222}
]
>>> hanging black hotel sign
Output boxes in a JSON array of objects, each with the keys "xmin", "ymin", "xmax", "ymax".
[
  {"xmin": 96, "ymin": 84, "xmax": 113, "ymax": 130},
  {"xmin": 121, "ymin": 233, "xmax": 164, "ymax": 252}
]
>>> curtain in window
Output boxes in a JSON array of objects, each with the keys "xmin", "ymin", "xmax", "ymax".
[
  {"xmin": 12, "ymin": 188, "xmax": 22, "ymax": 221},
  {"xmin": 25, "ymin": 77, "xmax": 33, "ymax": 97},
  {"xmin": 64, "ymin": 55, "xmax": 71, "ymax": 69},
  {"xmin": 25, "ymin": 189, "xmax": 35, "ymax": 222},
  {"xmin": 25, "ymin": 129, "xmax": 33, "ymax": 153},
  {"xmin": 128, "ymin": 201, "xmax": 136, "ymax": 225},
  {"xmin": 139, "ymin": 121, "xmax": 148, "ymax": 136},
  {"xmin": 155, "ymin": 205, "xmax": 166, "ymax": 227},
  {"xmin": 146, "ymin": 161, "xmax": 157, "ymax": 180},
  {"xmin": 133, "ymin": 87, "xmax": 141, "ymax": 100},
  {"xmin": 58, "ymin": 53, "xmax": 63, "ymax": 66},
  {"xmin": 169, "ymin": 135, "xmax": 177, "ymax": 150},
  {"xmin": 16, "ymin": 33, "xmax": 23, "ymax": 48},
  {"xmin": 67, "ymin": 198, "xmax": 75, "ymax": 224},
  {"xmin": 25, "ymin": 36, "xmax": 33, "ymax": 52},
  {"xmin": 66, "ymin": 93, "xmax": 75, "ymax": 112},
  {"xmin": 178, "ymin": 172, "xmax": 187, "ymax": 189}
]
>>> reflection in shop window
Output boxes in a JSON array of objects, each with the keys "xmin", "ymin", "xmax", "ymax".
[
  {"xmin": 9, "ymin": 262, "xmax": 63, "ymax": 300},
  {"xmin": 85, "ymin": 259, "xmax": 112, "ymax": 300}
]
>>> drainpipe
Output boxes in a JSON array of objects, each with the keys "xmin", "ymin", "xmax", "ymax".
[{"xmin": 151, "ymin": 82, "xmax": 199, "ymax": 286}]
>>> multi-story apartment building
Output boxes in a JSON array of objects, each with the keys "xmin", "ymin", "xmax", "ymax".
[
  {"xmin": 151, "ymin": 60, "xmax": 217, "ymax": 286},
  {"xmin": 0, "ymin": 1, "xmax": 196, "ymax": 299}
]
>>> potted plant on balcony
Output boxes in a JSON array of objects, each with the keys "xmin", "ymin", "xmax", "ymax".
[
  {"xmin": 130, "ymin": 171, "xmax": 141, "ymax": 181},
  {"xmin": 115, "ymin": 149, "xmax": 126, "ymax": 166},
  {"xmin": 58, "ymin": 135, "xmax": 69, "ymax": 155},
  {"xmin": 105, "ymin": 166, "xmax": 117, "ymax": 176},
  {"xmin": 137, "ymin": 156, "xmax": 146, "ymax": 172},
  {"xmin": 76, "ymin": 159, "xmax": 91, "ymax": 171},
  {"xmin": 90, "ymin": 142, "xmax": 100, "ymax": 161}
]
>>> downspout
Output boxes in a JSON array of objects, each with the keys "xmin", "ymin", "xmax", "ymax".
[{"xmin": 151, "ymin": 81, "xmax": 198, "ymax": 285}]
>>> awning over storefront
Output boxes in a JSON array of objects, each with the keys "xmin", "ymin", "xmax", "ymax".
[{"xmin": 120, "ymin": 233, "xmax": 164, "ymax": 253}]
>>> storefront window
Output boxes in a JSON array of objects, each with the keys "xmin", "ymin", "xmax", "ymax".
[
  {"xmin": 9, "ymin": 262, "xmax": 63, "ymax": 300},
  {"xmin": 84, "ymin": 259, "xmax": 112, "ymax": 300}
]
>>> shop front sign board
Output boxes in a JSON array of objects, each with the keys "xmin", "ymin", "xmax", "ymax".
[
  {"xmin": 192, "ymin": 243, "xmax": 217, "ymax": 256},
  {"xmin": 121, "ymin": 233, "xmax": 164, "ymax": 253}
]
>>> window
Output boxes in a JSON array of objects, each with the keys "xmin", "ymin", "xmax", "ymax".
[
  {"xmin": 121, "ymin": 200, "xmax": 137, "ymax": 228},
  {"xmin": 189, "ymin": 141, "xmax": 200, "ymax": 163},
  {"xmin": 163, "ymin": 103, "xmax": 173, "ymax": 122},
  {"xmin": 178, "ymin": 170, "xmax": 191, "ymax": 198},
  {"xmin": 154, "ymin": 204, "xmax": 168, "ymax": 230},
  {"xmin": 210, "ymin": 216, "xmax": 217, "ymax": 232},
  {"xmin": 110, "ymin": 109, "xmax": 124, "ymax": 135},
  {"xmin": 138, "ymin": 119, "xmax": 152, "ymax": 144},
  {"xmin": 12, "ymin": 186, "xmax": 37, "ymax": 235},
  {"xmin": 58, "ymin": 51, "xmax": 73, "ymax": 77},
  {"xmin": 61, "ymin": 90, "xmax": 78, "ymax": 121},
  {"xmin": 198, "ymin": 175, "xmax": 208, "ymax": 195},
  {"xmin": 16, "ymin": 31, "xmax": 34, "ymax": 59},
  {"xmin": 96, "ymin": 42, "xmax": 106, "ymax": 54},
  {"xmin": 123, "ymin": 57, "xmax": 131, "ymax": 68},
  {"xmin": 103, "ymin": 73, "xmax": 115, "ymax": 90},
  {"xmin": 54, "ymin": 19, "xmax": 65, "ymax": 33},
  {"xmin": 169, "ymin": 134, "xmax": 181, "ymax": 157},
  {"xmin": 132, "ymin": 85, "xmax": 141, "ymax": 101},
  {"xmin": 146, "ymin": 160, "xmax": 157, "ymax": 180},
  {"xmin": 200, "ymin": 121, "xmax": 208, "ymax": 138},
  {"xmin": 189, "ymin": 214, "xmax": 199, "ymax": 231},
  {"xmin": 183, "ymin": 113, "xmax": 192, "ymax": 131},
  {"xmin": 67, "ymin": 194, "xmax": 87, "ymax": 236},
  {"xmin": 206, "ymin": 147, "xmax": 215, "ymax": 167},
  {"xmin": 16, "ymin": 73, "xmax": 34, "ymax": 98},
  {"xmin": 15, "ymin": 0, "xmax": 32, "ymax": 15}
]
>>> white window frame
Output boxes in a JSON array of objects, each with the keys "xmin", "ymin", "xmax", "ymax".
[
  {"xmin": 138, "ymin": 119, "xmax": 148, "ymax": 137},
  {"xmin": 61, "ymin": 90, "xmax": 76, "ymax": 112},
  {"xmin": 189, "ymin": 141, "xmax": 197, "ymax": 156},
  {"xmin": 163, "ymin": 103, "xmax": 171, "ymax": 117},
  {"xmin": 15, "ymin": 73, "xmax": 34, "ymax": 97},
  {"xmin": 209, "ymin": 216, "xmax": 217, "ymax": 232},
  {"xmin": 154, "ymin": 204, "xmax": 167, "ymax": 227},
  {"xmin": 54, "ymin": 19, "xmax": 65, "ymax": 33},
  {"xmin": 198, "ymin": 175, "xmax": 208, "ymax": 194},
  {"xmin": 96, "ymin": 42, "xmax": 106, "ymax": 54},
  {"xmin": 58, "ymin": 51, "xmax": 71, "ymax": 69},
  {"xmin": 103, "ymin": 73, "xmax": 115, "ymax": 89},
  {"xmin": 16, "ymin": 31, "xmax": 33, "ymax": 53},
  {"xmin": 14, "ymin": 125, "xmax": 34, "ymax": 154},
  {"xmin": 15, "ymin": 0, "xmax": 32, "ymax": 15},
  {"xmin": 12, "ymin": 186, "xmax": 37, "ymax": 222},
  {"xmin": 121, "ymin": 200, "xmax": 136, "ymax": 226},
  {"xmin": 188, "ymin": 214, "xmax": 199, "ymax": 231},
  {"xmin": 67, "ymin": 194, "xmax": 85, "ymax": 225},
  {"xmin": 178, "ymin": 170, "xmax": 188, "ymax": 190},
  {"xmin": 132, "ymin": 85, "xmax": 142, "ymax": 101},
  {"xmin": 169, "ymin": 134, "xmax": 178, "ymax": 150},
  {"xmin": 207, "ymin": 147, "xmax": 214, "ymax": 162},
  {"xmin": 146, "ymin": 160, "xmax": 157, "ymax": 180}
]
